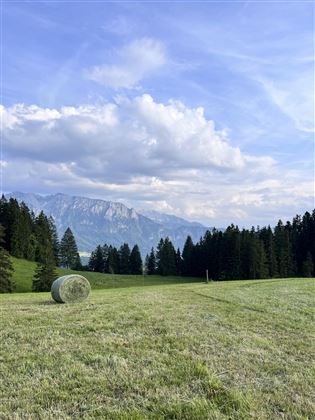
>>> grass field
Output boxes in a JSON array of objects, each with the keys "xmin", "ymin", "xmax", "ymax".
[
  {"xmin": 11, "ymin": 257, "xmax": 201, "ymax": 293},
  {"xmin": 1, "ymin": 268, "xmax": 314, "ymax": 419}
]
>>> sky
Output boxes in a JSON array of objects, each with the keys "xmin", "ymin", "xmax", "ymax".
[{"xmin": 1, "ymin": 0, "xmax": 314, "ymax": 227}]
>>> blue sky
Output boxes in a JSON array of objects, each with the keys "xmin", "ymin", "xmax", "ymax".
[{"xmin": 2, "ymin": 0, "xmax": 314, "ymax": 226}]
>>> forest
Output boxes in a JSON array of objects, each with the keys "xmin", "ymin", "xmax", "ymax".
[{"xmin": 0, "ymin": 195, "xmax": 314, "ymax": 293}]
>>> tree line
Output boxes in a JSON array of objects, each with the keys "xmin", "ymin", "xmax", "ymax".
[
  {"xmin": 0, "ymin": 196, "xmax": 82, "ymax": 292},
  {"xmin": 144, "ymin": 211, "xmax": 315, "ymax": 279},
  {"xmin": 88, "ymin": 210, "xmax": 315, "ymax": 280},
  {"xmin": 0, "ymin": 195, "xmax": 314, "ymax": 292},
  {"xmin": 88, "ymin": 243, "xmax": 142, "ymax": 275}
]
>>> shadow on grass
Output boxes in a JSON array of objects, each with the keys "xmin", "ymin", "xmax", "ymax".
[
  {"xmin": 192, "ymin": 291, "xmax": 265, "ymax": 313},
  {"xmin": 239, "ymin": 278, "xmax": 296, "ymax": 288},
  {"xmin": 37, "ymin": 300, "xmax": 59, "ymax": 306}
]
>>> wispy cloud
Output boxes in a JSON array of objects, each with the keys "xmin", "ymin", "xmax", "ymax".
[
  {"xmin": 85, "ymin": 38, "xmax": 166, "ymax": 89},
  {"xmin": 257, "ymin": 76, "xmax": 314, "ymax": 133}
]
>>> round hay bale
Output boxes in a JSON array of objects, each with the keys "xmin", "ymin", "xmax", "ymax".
[{"xmin": 51, "ymin": 275, "xmax": 91, "ymax": 303}]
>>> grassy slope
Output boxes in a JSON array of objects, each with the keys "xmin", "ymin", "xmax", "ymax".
[
  {"xmin": 11, "ymin": 257, "xmax": 201, "ymax": 293},
  {"xmin": 1, "ymin": 277, "xmax": 314, "ymax": 419}
]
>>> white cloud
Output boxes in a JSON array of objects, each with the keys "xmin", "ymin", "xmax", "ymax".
[
  {"xmin": 3, "ymin": 94, "xmax": 274, "ymax": 175},
  {"xmin": 85, "ymin": 38, "xmax": 166, "ymax": 89},
  {"xmin": 2, "ymin": 95, "xmax": 312, "ymax": 226}
]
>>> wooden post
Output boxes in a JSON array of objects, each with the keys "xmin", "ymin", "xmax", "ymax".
[{"xmin": 206, "ymin": 269, "xmax": 209, "ymax": 284}]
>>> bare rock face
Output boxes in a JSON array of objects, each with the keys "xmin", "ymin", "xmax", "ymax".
[
  {"xmin": 51, "ymin": 275, "xmax": 91, "ymax": 303},
  {"xmin": 8, "ymin": 192, "xmax": 212, "ymax": 256}
]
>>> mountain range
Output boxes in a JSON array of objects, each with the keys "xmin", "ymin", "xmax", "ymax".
[{"xmin": 7, "ymin": 192, "xmax": 213, "ymax": 257}]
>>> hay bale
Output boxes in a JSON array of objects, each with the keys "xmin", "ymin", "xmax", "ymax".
[{"xmin": 51, "ymin": 274, "xmax": 91, "ymax": 303}]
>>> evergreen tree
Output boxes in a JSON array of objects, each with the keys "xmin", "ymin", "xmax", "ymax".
[
  {"xmin": 240, "ymin": 229, "xmax": 255, "ymax": 279},
  {"xmin": 11, "ymin": 202, "xmax": 34, "ymax": 258},
  {"xmin": 49, "ymin": 217, "xmax": 60, "ymax": 266},
  {"xmin": 0, "ymin": 224, "xmax": 14, "ymax": 293},
  {"xmin": 211, "ymin": 230, "xmax": 224, "ymax": 280},
  {"xmin": 107, "ymin": 246, "xmax": 120, "ymax": 274},
  {"xmin": 182, "ymin": 236, "xmax": 194, "ymax": 276},
  {"xmin": 156, "ymin": 238, "xmax": 164, "ymax": 275},
  {"xmin": 239, "ymin": 228, "xmax": 268, "ymax": 280},
  {"xmin": 25, "ymin": 234, "xmax": 38, "ymax": 261},
  {"xmin": 310, "ymin": 210, "xmax": 315, "ymax": 270},
  {"xmin": 296, "ymin": 211, "xmax": 315, "ymax": 276},
  {"xmin": 102, "ymin": 244, "xmax": 110, "ymax": 272},
  {"xmin": 221, "ymin": 225, "xmax": 241, "ymax": 279},
  {"xmin": 129, "ymin": 245, "xmax": 142, "ymax": 274},
  {"xmin": 256, "ymin": 238, "xmax": 269, "ymax": 279},
  {"xmin": 144, "ymin": 254, "xmax": 149, "ymax": 275},
  {"xmin": 259, "ymin": 226, "xmax": 278, "ymax": 278},
  {"xmin": 59, "ymin": 227, "xmax": 80, "ymax": 269},
  {"xmin": 88, "ymin": 250, "xmax": 97, "ymax": 271},
  {"xmin": 175, "ymin": 248, "xmax": 182, "ymax": 276},
  {"xmin": 0, "ymin": 197, "xmax": 20, "ymax": 253},
  {"xmin": 119, "ymin": 243, "xmax": 131, "ymax": 274},
  {"xmin": 301, "ymin": 252, "xmax": 314, "ymax": 277},
  {"xmin": 274, "ymin": 220, "xmax": 293, "ymax": 277},
  {"xmin": 156, "ymin": 237, "xmax": 176, "ymax": 276},
  {"xmin": 147, "ymin": 247, "xmax": 156, "ymax": 275},
  {"xmin": 89, "ymin": 245, "xmax": 104, "ymax": 272},
  {"xmin": 35, "ymin": 211, "xmax": 56, "ymax": 264},
  {"xmin": 32, "ymin": 246, "xmax": 57, "ymax": 292},
  {"xmin": 72, "ymin": 253, "xmax": 83, "ymax": 271},
  {"xmin": 165, "ymin": 238, "xmax": 176, "ymax": 276},
  {"xmin": 197, "ymin": 231, "xmax": 212, "ymax": 278}
]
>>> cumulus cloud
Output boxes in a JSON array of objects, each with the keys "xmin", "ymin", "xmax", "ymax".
[
  {"xmin": 2, "ymin": 95, "xmax": 312, "ymax": 226},
  {"xmin": 2, "ymin": 95, "xmax": 274, "ymax": 177},
  {"xmin": 85, "ymin": 38, "xmax": 166, "ymax": 89}
]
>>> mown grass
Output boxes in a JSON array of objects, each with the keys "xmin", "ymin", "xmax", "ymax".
[
  {"xmin": 11, "ymin": 257, "xmax": 201, "ymax": 293},
  {"xmin": 1, "ymin": 277, "xmax": 314, "ymax": 419}
]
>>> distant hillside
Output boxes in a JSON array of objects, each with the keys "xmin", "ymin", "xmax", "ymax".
[
  {"xmin": 11, "ymin": 257, "xmax": 201, "ymax": 293},
  {"xmin": 7, "ymin": 192, "xmax": 212, "ymax": 256}
]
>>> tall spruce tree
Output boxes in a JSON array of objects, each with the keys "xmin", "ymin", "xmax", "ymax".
[
  {"xmin": 1, "ymin": 198, "xmax": 20, "ymax": 253},
  {"xmin": 259, "ymin": 226, "xmax": 278, "ymax": 278},
  {"xmin": 107, "ymin": 246, "xmax": 120, "ymax": 274},
  {"xmin": 49, "ymin": 217, "xmax": 60, "ymax": 266},
  {"xmin": 32, "ymin": 246, "xmax": 57, "ymax": 292},
  {"xmin": 35, "ymin": 211, "xmax": 56, "ymax": 264},
  {"xmin": 11, "ymin": 202, "xmax": 34, "ymax": 259},
  {"xmin": 182, "ymin": 236, "xmax": 194, "ymax": 276},
  {"xmin": 211, "ymin": 229, "xmax": 224, "ymax": 280},
  {"xmin": 175, "ymin": 248, "xmax": 182, "ymax": 276},
  {"xmin": 147, "ymin": 247, "xmax": 156, "ymax": 275},
  {"xmin": 0, "ymin": 224, "xmax": 14, "ymax": 293},
  {"xmin": 119, "ymin": 243, "xmax": 131, "ymax": 274},
  {"xmin": 274, "ymin": 220, "xmax": 293, "ymax": 277},
  {"xmin": 130, "ymin": 245, "xmax": 142, "ymax": 274},
  {"xmin": 156, "ymin": 237, "xmax": 176, "ymax": 276},
  {"xmin": 59, "ymin": 227, "xmax": 80, "ymax": 269},
  {"xmin": 89, "ymin": 245, "xmax": 104, "ymax": 272},
  {"xmin": 221, "ymin": 225, "xmax": 241, "ymax": 279}
]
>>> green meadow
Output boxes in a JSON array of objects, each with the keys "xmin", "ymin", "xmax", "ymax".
[
  {"xmin": 1, "ymin": 258, "xmax": 314, "ymax": 419},
  {"xmin": 11, "ymin": 257, "xmax": 201, "ymax": 293}
]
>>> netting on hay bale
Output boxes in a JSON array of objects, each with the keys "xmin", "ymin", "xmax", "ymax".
[{"xmin": 51, "ymin": 275, "xmax": 91, "ymax": 303}]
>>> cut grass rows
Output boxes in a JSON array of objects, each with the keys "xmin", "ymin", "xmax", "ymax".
[{"xmin": 1, "ymin": 277, "xmax": 314, "ymax": 418}]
